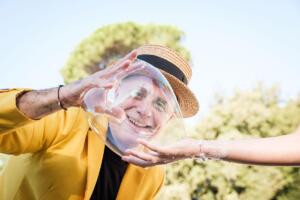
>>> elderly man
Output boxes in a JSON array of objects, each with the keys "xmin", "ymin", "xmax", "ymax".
[{"xmin": 0, "ymin": 44, "xmax": 199, "ymax": 200}]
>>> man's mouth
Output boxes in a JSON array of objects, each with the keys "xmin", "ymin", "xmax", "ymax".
[{"xmin": 127, "ymin": 115, "xmax": 152, "ymax": 129}]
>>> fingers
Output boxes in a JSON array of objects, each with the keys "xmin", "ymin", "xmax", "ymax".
[
  {"xmin": 125, "ymin": 50, "xmax": 138, "ymax": 61},
  {"xmin": 101, "ymin": 82, "xmax": 114, "ymax": 90},
  {"xmin": 104, "ymin": 59, "xmax": 132, "ymax": 77},
  {"xmin": 106, "ymin": 106, "xmax": 126, "ymax": 122},
  {"xmin": 122, "ymin": 149, "xmax": 174, "ymax": 167},
  {"xmin": 119, "ymin": 50, "xmax": 138, "ymax": 63},
  {"xmin": 122, "ymin": 143, "xmax": 185, "ymax": 167},
  {"xmin": 110, "ymin": 50, "xmax": 138, "ymax": 72},
  {"xmin": 114, "ymin": 62, "xmax": 145, "ymax": 80},
  {"xmin": 122, "ymin": 147, "xmax": 168, "ymax": 167},
  {"xmin": 122, "ymin": 155, "xmax": 152, "ymax": 167},
  {"xmin": 100, "ymin": 58, "xmax": 135, "ymax": 80},
  {"xmin": 94, "ymin": 50, "xmax": 142, "ymax": 88},
  {"xmin": 138, "ymin": 139, "xmax": 172, "ymax": 155},
  {"xmin": 125, "ymin": 149, "xmax": 157, "ymax": 163},
  {"xmin": 92, "ymin": 50, "xmax": 138, "ymax": 82},
  {"xmin": 137, "ymin": 139, "xmax": 184, "ymax": 160},
  {"xmin": 94, "ymin": 104, "xmax": 126, "ymax": 121}
]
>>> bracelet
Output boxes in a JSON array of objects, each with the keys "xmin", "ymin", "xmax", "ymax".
[
  {"xmin": 195, "ymin": 140, "xmax": 207, "ymax": 161},
  {"xmin": 57, "ymin": 85, "xmax": 67, "ymax": 110},
  {"xmin": 196, "ymin": 140, "xmax": 228, "ymax": 161}
]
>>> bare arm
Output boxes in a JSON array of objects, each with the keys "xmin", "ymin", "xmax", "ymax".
[
  {"xmin": 16, "ymin": 81, "xmax": 84, "ymax": 119},
  {"xmin": 17, "ymin": 87, "xmax": 66, "ymax": 119},
  {"xmin": 204, "ymin": 127, "xmax": 300, "ymax": 166},
  {"xmin": 123, "ymin": 126, "xmax": 300, "ymax": 167}
]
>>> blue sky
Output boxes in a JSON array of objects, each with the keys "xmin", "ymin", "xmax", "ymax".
[{"xmin": 0, "ymin": 0, "xmax": 299, "ymax": 124}]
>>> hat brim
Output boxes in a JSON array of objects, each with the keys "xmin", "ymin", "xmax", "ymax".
[
  {"xmin": 161, "ymin": 71, "xmax": 199, "ymax": 118},
  {"xmin": 137, "ymin": 44, "xmax": 199, "ymax": 118}
]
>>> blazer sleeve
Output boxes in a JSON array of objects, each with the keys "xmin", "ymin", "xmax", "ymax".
[{"xmin": 0, "ymin": 88, "xmax": 83, "ymax": 155}]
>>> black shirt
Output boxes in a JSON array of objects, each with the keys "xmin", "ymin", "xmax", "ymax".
[{"xmin": 90, "ymin": 146, "xmax": 128, "ymax": 200}]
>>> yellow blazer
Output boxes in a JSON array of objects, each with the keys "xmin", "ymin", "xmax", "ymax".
[{"xmin": 0, "ymin": 89, "xmax": 164, "ymax": 200}]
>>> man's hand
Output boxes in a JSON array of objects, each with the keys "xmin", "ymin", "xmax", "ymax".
[
  {"xmin": 17, "ymin": 50, "xmax": 140, "ymax": 119},
  {"xmin": 60, "ymin": 50, "xmax": 139, "ymax": 107},
  {"xmin": 122, "ymin": 138, "xmax": 201, "ymax": 167}
]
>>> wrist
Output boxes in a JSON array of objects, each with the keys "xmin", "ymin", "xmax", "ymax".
[
  {"xmin": 195, "ymin": 140, "xmax": 228, "ymax": 161},
  {"xmin": 57, "ymin": 85, "xmax": 67, "ymax": 110},
  {"xmin": 194, "ymin": 140, "xmax": 208, "ymax": 160},
  {"xmin": 204, "ymin": 140, "xmax": 228, "ymax": 160},
  {"xmin": 58, "ymin": 81, "xmax": 84, "ymax": 108}
]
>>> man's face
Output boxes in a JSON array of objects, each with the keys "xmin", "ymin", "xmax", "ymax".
[
  {"xmin": 109, "ymin": 75, "xmax": 174, "ymax": 148},
  {"xmin": 117, "ymin": 75, "xmax": 173, "ymax": 136}
]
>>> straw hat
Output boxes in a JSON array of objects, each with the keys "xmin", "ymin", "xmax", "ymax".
[{"xmin": 136, "ymin": 44, "xmax": 199, "ymax": 117}]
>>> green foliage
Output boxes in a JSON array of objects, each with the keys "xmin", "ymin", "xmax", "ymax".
[
  {"xmin": 61, "ymin": 22, "xmax": 190, "ymax": 83},
  {"xmin": 157, "ymin": 84, "xmax": 300, "ymax": 200}
]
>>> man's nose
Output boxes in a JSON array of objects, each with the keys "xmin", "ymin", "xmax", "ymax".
[{"xmin": 137, "ymin": 104, "xmax": 152, "ymax": 118}]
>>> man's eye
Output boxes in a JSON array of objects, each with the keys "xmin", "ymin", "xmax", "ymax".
[
  {"xmin": 154, "ymin": 98, "xmax": 167, "ymax": 112},
  {"xmin": 133, "ymin": 88, "xmax": 147, "ymax": 100},
  {"xmin": 134, "ymin": 92, "xmax": 143, "ymax": 99}
]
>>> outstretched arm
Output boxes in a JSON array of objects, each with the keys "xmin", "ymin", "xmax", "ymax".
[
  {"xmin": 214, "ymin": 126, "xmax": 300, "ymax": 165},
  {"xmin": 123, "ymin": 126, "xmax": 300, "ymax": 167}
]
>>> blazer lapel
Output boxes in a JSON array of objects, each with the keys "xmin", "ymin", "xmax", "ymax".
[{"xmin": 84, "ymin": 116, "xmax": 108, "ymax": 200}]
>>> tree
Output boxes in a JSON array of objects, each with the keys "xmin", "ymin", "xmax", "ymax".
[
  {"xmin": 61, "ymin": 22, "xmax": 191, "ymax": 83},
  {"xmin": 157, "ymin": 84, "xmax": 300, "ymax": 200}
]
